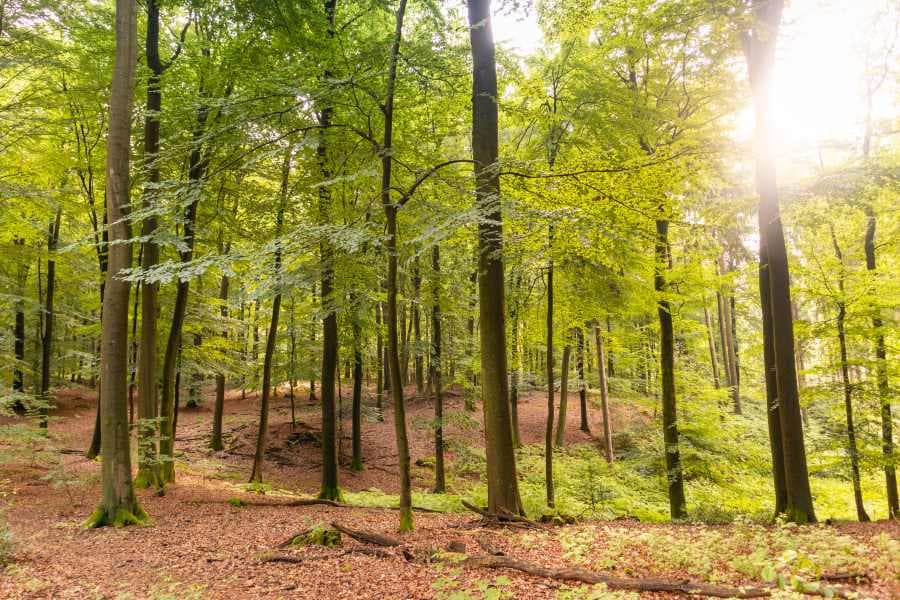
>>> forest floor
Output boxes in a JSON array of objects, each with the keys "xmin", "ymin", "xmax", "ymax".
[{"xmin": 0, "ymin": 383, "xmax": 897, "ymax": 599}]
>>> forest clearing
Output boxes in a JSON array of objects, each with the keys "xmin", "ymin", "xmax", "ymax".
[{"xmin": 2, "ymin": 0, "xmax": 900, "ymax": 597}]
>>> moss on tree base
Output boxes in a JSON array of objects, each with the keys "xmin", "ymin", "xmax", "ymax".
[
  {"xmin": 83, "ymin": 504, "xmax": 150, "ymax": 529},
  {"xmin": 318, "ymin": 485, "xmax": 344, "ymax": 503}
]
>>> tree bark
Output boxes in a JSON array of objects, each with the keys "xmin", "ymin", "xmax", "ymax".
[
  {"xmin": 830, "ymin": 226, "xmax": 869, "ymax": 522},
  {"xmin": 595, "ymin": 324, "xmax": 613, "ymax": 463},
  {"xmin": 351, "ymin": 319, "xmax": 363, "ymax": 471},
  {"xmin": 381, "ymin": 0, "xmax": 413, "ymax": 531},
  {"xmin": 555, "ymin": 343, "xmax": 571, "ymax": 447},
  {"xmin": 431, "ymin": 244, "xmax": 445, "ymax": 493},
  {"xmin": 469, "ymin": 0, "xmax": 522, "ymax": 517},
  {"xmin": 85, "ymin": 0, "xmax": 145, "ymax": 528},
  {"xmin": 864, "ymin": 206, "xmax": 898, "ymax": 518},
  {"xmin": 211, "ymin": 266, "xmax": 229, "ymax": 451},
  {"xmin": 509, "ymin": 275, "xmax": 522, "ymax": 446},
  {"xmin": 576, "ymin": 326, "xmax": 589, "ymax": 434},
  {"xmin": 12, "ymin": 239, "xmax": 28, "ymax": 395},
  {"xmin": 249, "ymin": 148, "xmax": 292, "ymax": 484},
  {"xmin": 655, "ymin": 218, "xmax": 686, "ymax": 519},
  {"xmin": 545, "ymin": 226, "xmax": 555, "ymax": 508},
  {"xmin": 703, "ymin": 301, "xmax": 721, "ymax": 390},
  {"xmin": 413, "ymin": 257, "xmax": 424, "ymax": 395},
  {"xmin": 39, "ymin": 205, "xmax": 62, "ymax": 428},
  {"xmin": 745, "ymin": 0, "xmax": 815, "ymax": 523}
]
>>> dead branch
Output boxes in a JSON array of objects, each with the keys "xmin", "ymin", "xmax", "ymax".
[
  {"xmin": 463, "ymin": 555, "xmax": 860, "ymax": 599},
  {"xmin": 331, "ymin": 522, "xmax": 400, "ymax": 547}
]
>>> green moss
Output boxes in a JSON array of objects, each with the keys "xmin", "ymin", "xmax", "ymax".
[
  {"xmin": 318, "ymin": 484, "xmax": 344, "ymax": 502},
  {"xmin": 398, "ymin": 508, "xmax": 414, "ymax": 533},
  {"xmin": 227, "ymin": 498, "xmax": 246, "ymax": 507},
  {"xmin": 291, "ymin": 525, "xmax": 341, "ymax": 547},
  {"xmin": 83, "ymin": 504, "xmax": 150, "ymax": 529}
]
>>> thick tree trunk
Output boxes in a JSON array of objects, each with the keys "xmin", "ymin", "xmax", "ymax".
[
  {"xmin": 864, "ymin": 206, "xmax": 898, "ymax": 518},
  {"xmin": 760, "ymin": 239, "xmax": 788, "ymax": 515},
  {"xmin": 469, "ymin": 0, "xmax": 522, "ymax": 517},
  {"xmin": 135, "ymin": 0, "xmax": 163, "ymax": 488},
  {"xmin": 39, "ymin": 206, "xmax": 62, "ymax": 428},
  {"xmin": 595, "ymin": 324, "xmax": 613, "ymax": 463},
  {"xmin": 85, "ymin": 0, "xmax": 145, "ymax": 528},
  {"xmin": 745, "ymin": 0, "xmax": 815, "ymax": 523},
  {"xmin": 431, "ymin": 244, "xmax": 445, "ymax": 493},
  {"xmin": 576, "ymin": 327, "xmax": 589, "ymax": 434},
  {"xmin": 655, "ymin": 218, "xmax": 686, "ymax": 519},
  {"xmin": 317, "ymin": 0, "xmax": 340, "ymax": 502},
  {"xmin": 555, "ymin": 343, "xmax": 571, "ymax": 447},
  {"xmin": 381, "ymin": 0, "xmax": 413, "ymax": 531}
]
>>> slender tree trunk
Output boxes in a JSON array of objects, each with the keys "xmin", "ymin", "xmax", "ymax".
[
  {"xmin": 576, "ymin": 326, "xmax": 589, "ymax": 434},
  {"xmin": 431, "ymin": 244, "xmax": 445, "ymax": 493},
  {"xmin": 544, "ymin": 226, "xmax": 556, "ymax": 508},
  {"xmin": 317, "ymin": 0, "xmax": 340, "ymax": 501},
  {"xmin": 381, "ymin": 0, "xmax": 412, "ymax": 531},
  {"xmin": 469, "ymin": 0, "xmax": 523, "ymax": 517},
  {"xmin": 351, "ymin": 320, "xmax": 363, "ymax": 471},
  {"xmin": 39, "ymin": 206, "xmax": 62, "ymax": 428},
  {"xmin": 413, "ymin": 258, "xmax": 424, "ymax": 395},
  {"xmin": 85, "ymin": 0, "xmax": 145, "ymax": 528},
  {"xmin": 595, "ymin": 324, "xmax": 613, "ymax": 463},
  {"xmin": 509, "ymin": 275, "xmax": 522, "ymax": 446},
  {"xmin": 830, "ymin": 225, "xmax": 870, "ymax": 522},
  {"xmin": 655, "ymin": 218, "xmax": 686, "ymax": 519},
  {"xmin": 745, "ymin": 0, "xmax": 815, "ymax": 523},
  {"xmin": 127, "ymin": 251, "xmax": 141, "ymax": 425},
  {"xmin": 703, "ymin": 300, "xmax": 721, "ymax": 390},
  {"xmin": 465, "ymin": 268, "xmax": 477, "ymax": 411},
  {"xmin": 375, "ymin": 301, "xmax": 384, "ymax": 418},
  {"xmin": 309, "ymin": 283, "xmax": 317, "ymax": 402},
  {"xmin": 158, "ymin": 97, "xmax": 207, "ymax": 484},
  {"xmin": 211, "ymin": 258, "xmax": 229, "ymax": 452},
  {"xmin": 716, "ymin": 257, "xmax": 740, "ymax": 413},
  {"xmin": 555, "ymin": 343, "xmax": 571, "ymax": 447},
  {"xmin": 864, "ymin": 207, "xmax": 898, "ymax": 518},
  {"xmin": 12, "ymin": 239, "xmax": 28, "ymax": 396},
  {"xmin": 605, "ymin": 316, "xmax": 614, "ymax": 378}
]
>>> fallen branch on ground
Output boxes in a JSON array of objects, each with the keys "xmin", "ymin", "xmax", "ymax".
[
  {"xmin": 260, "ymin": 547, "xmax": 392, "ymax": 564},
  {"xmin": 331, "ymin": 522, "xmax": 400, "ymax": 547},
  {"xmin": 461, "ymin": 500, "xmax": 544, "ymax": 530},
  {"xmin": 463, "ymin": 555, "xmax": 860, "ymax": 599}
]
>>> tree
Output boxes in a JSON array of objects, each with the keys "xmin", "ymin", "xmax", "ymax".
[
  {"xmin": 84, "ymin": 0, "xmax": 146, "ymax": 528},
  {"xmin": 743, "ymin": 0, "xmax": 816, "ymax": 523},
  {"xmin": 467, "ymin": 0, "xmax": 523, "ymax": 517}
]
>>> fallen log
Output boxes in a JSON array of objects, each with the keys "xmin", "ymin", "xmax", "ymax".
[
  {"xmin": 463, "ymin": 555, "xmax": 859, "ymax": 599},
  {"xmin": 461, "ymin": 500, "xmax": 544, "ymax": 530},
  {"xmin": 260, "ymin": 547, "xmax": 392, "ymax": 564},
  {"xmin": 331, "ymin": 522, "xmax": 400, "ymax": 547}
]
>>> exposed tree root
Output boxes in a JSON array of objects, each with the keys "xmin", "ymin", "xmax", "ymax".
[
  {"xmin": 461, "ymin": 500, "xmax": 545, "ymax": 530},
  {"xmin": 331, "ymin": 522, "xmax": 400, "ymax": 547},
  {"xmin": 260, "ymin": 547, "xmax": 392, "ymax": 564}
]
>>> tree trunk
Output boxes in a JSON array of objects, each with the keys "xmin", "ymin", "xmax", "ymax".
[
  {"xmin": 135, "ymin": 0, "xmax": 163, "ymax": 488},
  {"xmin": 830, "ymin": 226, "xmax": 869, "ymax": 522},
  {"xmin": 745, "ymin": 0, "xmax": 815, "ymax": 523},
  {"xmin": 655, "ymin": 218, "xmax": 686, "ymax": 519},
  {"xmin": 158, "ymin": 95, "xmax": 208, "ymax": 484},
  {"xmin": 431, "ymin": 244, "xmax": 445, "ymax": 493},
  {"xmin": 413, "ymin": 257, "xmax": 424, "ymax": 395},
  {"xmin": 13, "ymin": 239, "xmax": 28, "ymax": 395},
  {"xmin": 576, "ymin": 326, "xmax": 589, "ymax": 434},
  {"xmin": 351, "ymin": 320, "xmax": 363, "ymax": 471},
  {"xmin": 703, "ymin": 301, "xmax": 721, "ymax": 390},
  {"xmin": 469, "ymin": 0, "xmax": 522, "ymax": 517},
  {"xmin": 545, "ymin": 226, "xmax": 555, "ymax": 508},
  {"xmin": 760, "ymin": 239, "xmax": 788, "ymax": 515},
  {"xmin": 595, "ymin": 324, "xmax": 613, "ymax": 463},
  {"xmin": 381, "ymin": 0, "xmax": 412, "ymax": 531},
  {"xmin": 210, "ymin": 254, "xmax": 230, "ymax": 452},
  {"xmin": 375, "ymin": 301, "xmax": 384, "ymax": 418},
  {"xmin": 85, "ymin": 0, "xmax": 145, "ymax": 528},
  {"xmin": 39, "ymin": 206, "xmax": 62, "ymax": 428},
  {"xmin": 317, "ymin": 0, "xmax": 340, "ymax": 502},
  {"xmin": 555, "ymin": 343, "xmax": 571, "ymax": 447},
  {"xmin": 509, "ymin": 275, "xmax": 522, "ymax": 446},
  {"xmin": 864, "ymin": 206, "xmax": 898, "ymax": 518},
  {"xmin": 716, "ymin": 256, "xmax": 740, "ymax": 413}
]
